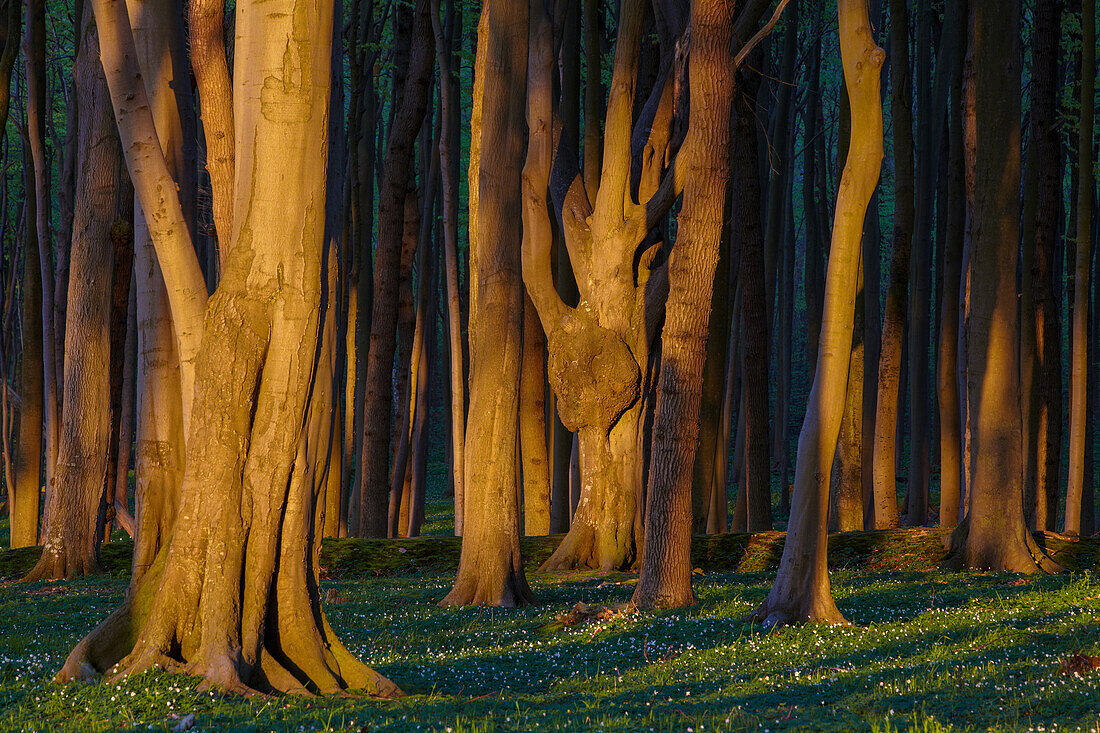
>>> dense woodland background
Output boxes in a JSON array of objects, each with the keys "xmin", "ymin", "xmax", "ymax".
[{"xmin": 0, "ymin": 0, "xmax": 1094, "ymax": 694}]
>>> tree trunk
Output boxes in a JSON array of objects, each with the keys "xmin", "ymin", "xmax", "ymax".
[
  {"xmin": 431, "ymin": 0, "xmax": 466, "ymax": 536},
  {"xmin": 946, "ymin": 0, "xmax": 1057, "ymax": 574},
  {"xmin": 63, "ymin": 0, "xmax": 400, "ymax": 696},
  {"xmin": 520, "ymin": 292, "xmax": 551, "ymax": 535},
  {"xmin": 870, "ymin": 0, "xmax": 914, "ymax": 529},
  {"xmin": 442, "ymin": 0, "xmax": 533, "ymax": 607},
  {"xmin": 358, "ymin": 0, "xmax": 434, "ymax": 537},
  {"xmin": 734, "ymin": 61, "xmax": 772, "ymax": 532},
  {"xmin": 1065, "ymin": 0, "xmax": 1094, "ymax": 535},
  {"xmin": 937, "ymin": 0, "xmax": 966, "ymax": 530},
  {"xmin": 24, "ymin": 0, "xmax": 58, "ymax": 524},
  {"xmin": 26, "ymin": 4, "xmax": 129, "ymax": 582},
  {"xmin": 751, "ymin": 0, "xmax": 883, "ymax": 626},
  {"xmin": 10, "ymin": 150, "xmax": 42, "ymax": 549},
  {"xmin": 633, "ymin": 0, "xmax": 735, "ymax": 610}
]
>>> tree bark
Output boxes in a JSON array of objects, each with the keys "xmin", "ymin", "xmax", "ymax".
[
  {"xmin": 442, "ymin": 0, "xmax": 533, "ymax": 607},
  {"xmin": 870, "ymin": 0, "xmax": 914, "ymax": 529},
  {"xmin": 937, "ymin": 0, "xmax": 966, "ymax": 530},
  {"xmin": 26, "ymin": 4, "xmax": 129, "ymax": 582},
  {"xmin": 1065, "ymin": 0, "xmax": 1094, "ymax": 535},
  {"xmin": 358, "ymin": 0, "xmax": 434, "ymax": 537},
  {"xmin": 946, "ymin": 0, "xmax": 1057, "ymax": 574},
  {"xmin": 633, "ymin": 0, "xmax": 735, "ymax": 610},
  {"xmin": 63, "ymin": 0, "xmax": 400, "ymax": 695},
  {"xmin": 751, "ymin": 0, "xmax": 883, "ymax": 626}
]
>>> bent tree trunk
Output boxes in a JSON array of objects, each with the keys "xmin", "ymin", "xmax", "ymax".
[
  {"xmin": 59, "ymin": 0, "xmax": 399, "ymax": 695},
  {"xmin": 26, "ymin": 5, "xmax": 128, "ymax": 582},
  {"xmin": 751, "ymin": 0, "xmax": 884, "ymax": 626},
  {"xmin": 442, "ymin": 0, "xmax": 533, "ymax": 607},
  {"xmin": 945, "ymin": 0, "xmax": 1056, "ymax": 574}
]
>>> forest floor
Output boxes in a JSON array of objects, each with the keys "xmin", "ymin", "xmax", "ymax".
[{"xmin": 2, "ymin": 521, "xmax": 1100, "ymax": 731}]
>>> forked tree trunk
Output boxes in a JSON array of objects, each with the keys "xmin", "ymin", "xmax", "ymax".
[
  {"xmin": 526, "ymin": 0, "xmax": 688, "ymax": 573},
  {"xmin": 442, "ymin": 0, "xmax": 533, "ymax": 607},
  {"xmin": 870, "ymin": 0, "xmax": 914, "ymax": 529},
  {"xmin": 751, "ymin": 0, "xmax": 883, "ymax": 626},
  {"xmin": 633, "ymin": 0, "xmax": 735, "ymax": 610},
  {"xmin": 60, "ymin": 0, "xmax": 399, "ymax": 696},
  {"xmin": 1065, "ymin": 0, "xmax": 1094, "ymax": 535},
  {"xmin": 945, "ymin": 0, "xmax": 1057, "ymax": 574},
  {"xmin": 26, "ymin": 4, "xmax": 129, "ymax": 582}
]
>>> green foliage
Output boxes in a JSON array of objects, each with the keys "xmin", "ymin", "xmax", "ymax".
[{"xmin": 3, "ymin": 538, "xmax": 1100, "ymax": 730}]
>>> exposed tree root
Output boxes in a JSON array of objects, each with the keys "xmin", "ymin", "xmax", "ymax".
[{"xmin": 943, "ymin": 517, "xmax": 1064, "ymax": 574}]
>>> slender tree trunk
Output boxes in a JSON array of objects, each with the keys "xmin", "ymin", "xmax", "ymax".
[
  {"xmin": 734, "ymin": 61, "xmax": 772, "ymax": 532},
  {"xmin": 11, "ymin": 152, "xmax": 42, "ymax": 549},
  {"xmin": 938, "ymin": 0, "xmax": 966, "ymax": 530},
  {"xmin": 520, "ymin": 292, "xmax": 551, "ymax": 535},
  {"xmin": 1066, "ymin": 0, "xmax": 1094, "ymax": 535},
  {"xmin": 442, "ymin": 0, "xmax": 533, "ymax": 607},
  {"xmin": 751, "ymin": 0, "xmax": 884, "ymax": 626},
  {"xmin": 358, "ymin": 0, "xmax": 434, "ymax": 537},
  {"xmin": 431, "ymin": 0, "xmax": 466, "ymax": 536},
  {"xmin": 871, "ymin": 0, "xmax": 914, "ymax": 529},
  {"xmin": 111, "ymin": 286, "xmax": 137, "ymax": 538},
  {"xmin": 24, "ymin": 0, "xmax": 58, "ymax": 522}
]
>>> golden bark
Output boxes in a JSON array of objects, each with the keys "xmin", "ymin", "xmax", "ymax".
[{"xmin": 751, "ymin": 0, "xmax": 884, "ymax": 626}]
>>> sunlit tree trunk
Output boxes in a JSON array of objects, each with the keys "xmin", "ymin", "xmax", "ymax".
[
  {"xmin": 1065, "ymin": 0, "xmax": 1094, "ymax": 535},
  {"xmin": 442, "ymin": 0, "xmax": 533, "ymax": 607},
  {"xmin": 61, "ymin": 0, "xmax": 399, "ymax": 696},
  {"xmin": 520, "ymin": 292, "xmax": 551, "ymax": 535},
  {"xmin": 25, "ymin": 4, "xmax": 129, "ymax": 582},
  {"xmin": 751, "ymin": 0, "xmax": 883, "ymax": 626},
  {"xmin": 946, "ymin": 0, "xmax": 1057, "ymax": 574}
]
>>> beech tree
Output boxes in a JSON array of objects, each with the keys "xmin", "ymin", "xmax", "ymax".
[
  {"xmin": 441, "ymin": 0, "xmax": 533, "ymax": 607},
  {"xmin": 57, "ymin": 0, "xmax": 400, "ymax": 695},
  {"xmin": 945, "ymin": 0, "xmax": 1057, "ymax": 574},
  {"xmin": 752, "ymin": 0, "xmax": 884, "ymax": 626}
]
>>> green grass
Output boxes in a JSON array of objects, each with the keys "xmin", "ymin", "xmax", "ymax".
[{"xmin": 3, "ymin": 536, "xmax": 1100, "ymax": 731}]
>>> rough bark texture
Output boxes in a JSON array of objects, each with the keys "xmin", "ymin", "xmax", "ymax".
[
  {"xmin": 442, "ymin": 0, "xmax": 533, "ymax": 607},
  {"xmin": 63, "ymin": 0, "xmax": 400, "ymax": 696},
  {"xmin": 633, "ymin": 0, "xmax": 734, "ymax": 610},
  {"xmin": 751, "ymin": 0, "xmax": 883, "ymax": 627},
  {"xmin": 26, "ymin": 5, "xmax": 127, "ymax": 582},
  {"xmin": 945, "ymin": 0, "xmax": 1056, "ymax": 574}
]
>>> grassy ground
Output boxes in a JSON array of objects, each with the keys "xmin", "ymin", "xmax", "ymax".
[{"xmin": 2, "ymin": 533, "xmax": 1100, "ymax": 731}]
